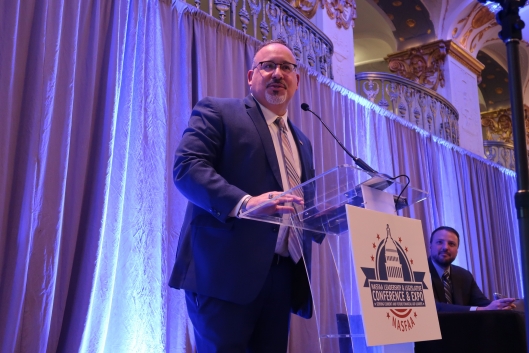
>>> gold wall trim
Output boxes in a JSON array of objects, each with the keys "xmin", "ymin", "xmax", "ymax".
[
  {"xmin": 445, "ymin": 40, "xmax": 485, "ymax": 80},
  {"xmin": 385, "ymin": 40, "xmax": 485, "ymax": 90},
  {"xmin": 385, "ymin": 40, "xmax": 447, "ymax": 91}
]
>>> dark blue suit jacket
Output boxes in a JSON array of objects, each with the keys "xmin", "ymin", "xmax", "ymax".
[
  {"xmin": 428, "ymin": 257, "xmax": 491, "ymax": 312},
  {"xmin": 170, "ymin": 95, "xmax": 316, "ymax": 318}
]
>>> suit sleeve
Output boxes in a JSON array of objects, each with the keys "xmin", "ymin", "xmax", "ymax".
[
  {"xmin": 435, "ymin": 302, "xmax": 472, "ymax": 312},
  {"xmin": 469, "ymin": 277, "xmax": 492, "ymax": 307},
  {"xmin": 173, "ymin": 97, "xmax": 246, "ymax": 222}
]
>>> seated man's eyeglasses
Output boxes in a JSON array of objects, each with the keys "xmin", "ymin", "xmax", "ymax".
[{"xmin": 254, "ymin": 61, "xmax": 297, "ymax": 74}]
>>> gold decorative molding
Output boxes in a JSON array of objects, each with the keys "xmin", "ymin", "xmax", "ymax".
[
  {"xmin": 451, "ymin": 3, "xmax": 497, "ymax": 54},
  {"xmin": 444, "ymin": 40, "xmax": 485, "ymax": 83},
  {"xmin": 481, "ymin": 106, "xmax": 529, "ymax": 145},
  {"xmin": 320, "ymin": 0, "xmax": 356, "ymax": 29},
  {"xmin": 386, "ymin": 40, "xmax": 486, "ymax": 91},
  {"xmin": 385, "ymin": 40, "xmax": 447, "ymax": 91},
  {"xmin": 290, "ymin": 0, "xmax": 356, "ymax": 29},
  {"xmin": 290, "ymin": 0, "xmax": 320, "ymax": 19}
]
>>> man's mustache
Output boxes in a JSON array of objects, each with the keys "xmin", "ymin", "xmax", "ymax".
[{"xmin": 267, "ymin": 80, "xmax": 287, "ymax": 89}]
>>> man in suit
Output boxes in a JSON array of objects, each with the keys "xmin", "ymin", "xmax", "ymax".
[
  {"xmin": 428, "ymin": 226, "xmax": 516, "ymax": 312},
  {"xmin": 170, "ymin": 39, "xmax": 319, "ymax": 353}
]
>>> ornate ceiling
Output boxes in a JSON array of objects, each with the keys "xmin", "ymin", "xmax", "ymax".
[
  {"xmin": 371, "ymin": 0, "xmax": 436, "ymax": 50},
  {"xmin": 355, "ymin": 0, "xmax": 529, "ymax": 111},
  {"xmin": 477, "ymin": 50, "xmax": 510, "ymax": 111}
]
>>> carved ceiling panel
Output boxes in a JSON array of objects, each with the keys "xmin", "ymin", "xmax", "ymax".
[{"xmin": 451, "ymin": 3, "xmax": 497, "ymax": 54}]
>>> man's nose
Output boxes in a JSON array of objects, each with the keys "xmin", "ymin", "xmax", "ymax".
[{"xmin": 271, "ymin": 65, "xmax": 284, "ymax": 78}]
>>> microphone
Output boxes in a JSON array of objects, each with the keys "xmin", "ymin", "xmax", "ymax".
[{"xmin": 301, "ymin": 103, "xmax": 378, "ymax": 174}]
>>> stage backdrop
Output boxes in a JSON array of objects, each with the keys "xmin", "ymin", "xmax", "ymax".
[{"xmin": 0, "ymin": 0, "xmax": 521, "ymax": 352}]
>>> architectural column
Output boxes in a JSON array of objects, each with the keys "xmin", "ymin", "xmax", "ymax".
[
  {"xmin": 441, "ymin": 41, "xmax": 485, "ymax": 157},
  {"xmin": 311, "ymin": 1, "xmax": 356, "ymax": 92}
]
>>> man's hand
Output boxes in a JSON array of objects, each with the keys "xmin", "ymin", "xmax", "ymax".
[
  {"xmin": 477, "ymin": 298, "xmax": 516, "ymax": 311},
  {"xmin": 244, "ymin": 191, "xmax": 304, "ymax": 216}
]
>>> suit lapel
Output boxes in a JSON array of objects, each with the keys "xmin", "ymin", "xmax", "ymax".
[{"xmin": 244, "ymin": 95, "xmax": 283, "ymax": 188}]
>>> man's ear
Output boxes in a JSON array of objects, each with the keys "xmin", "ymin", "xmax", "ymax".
[{"xmin": 247, "ymin": 69, "xmax": 254, "ymax": 86}]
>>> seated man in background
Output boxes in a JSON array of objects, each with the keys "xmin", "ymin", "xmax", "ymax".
[{"xmin": 428, "ymin": 226, "xmax": 516, "ymax": 312}]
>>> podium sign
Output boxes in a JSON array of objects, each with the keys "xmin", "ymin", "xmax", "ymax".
[{"xmin": 346, "ymin": 205, "xmax": 441, "ymax": 346}]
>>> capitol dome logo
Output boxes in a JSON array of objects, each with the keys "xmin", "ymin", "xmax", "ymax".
[{"xmin": 360, "ymin": 224, "xmax": 428, "ymax": 332}]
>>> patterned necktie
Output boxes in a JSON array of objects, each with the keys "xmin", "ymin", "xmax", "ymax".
[
  {"xmin": 442, "ymin": 270, "xmax": 453, "ymax": 304},
  {"xmin": 275, "ymin": 117, "xmax": 303, "ymax": 263}
]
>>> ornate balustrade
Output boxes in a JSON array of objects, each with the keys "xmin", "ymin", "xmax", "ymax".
[
  {"xmin": 356, "ymin": 72, "xmax": 459, "ymax": 145},
  {"xmin": 481, "ymin": 107, "xmax": 529, "ymax": 171},
  {"xmin": 483, "ymin": 141, "xmax": 515, "ymax": 171},
  {"xmin": 181, "ymin": 0, "xmax": 334, "ymax": 78}
]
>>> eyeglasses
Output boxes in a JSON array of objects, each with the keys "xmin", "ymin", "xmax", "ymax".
[{"xmin": 254, "ymin": 61, "xmax": 297, "ymax": 74}]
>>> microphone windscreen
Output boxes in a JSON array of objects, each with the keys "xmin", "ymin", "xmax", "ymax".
[{"xmin": 301, "ymin": 103, "xmax": 310, "ymax": 111}]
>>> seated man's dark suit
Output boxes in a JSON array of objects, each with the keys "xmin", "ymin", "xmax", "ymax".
[
  {"xmin": 170, "ymin": 94, "xmax": 318, "ymax": 351},
  {"xmin": 428, "ymin": 257, "xmax": 491, "ymax": 312}
]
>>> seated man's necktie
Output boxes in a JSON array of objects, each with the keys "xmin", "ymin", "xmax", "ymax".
[{"xmin": 442, "ymin": 270, "xmax": 453, "ymax": 304}]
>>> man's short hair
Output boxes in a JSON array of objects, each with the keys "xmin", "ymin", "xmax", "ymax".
[
  {"xmin": 430, "ymin": 226, "xmax": 460, "ymax": 244},
  {"xmin": 253, "ymin": 39, "xmax": 295, "ymax": 63},
  {"xmin": 255, "ymin": 38, "xmax": 292, "ymax": 54}
]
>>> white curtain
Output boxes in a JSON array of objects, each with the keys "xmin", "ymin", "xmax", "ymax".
[{"xmin": 0, "ymin": 0, "xmax": 521, "ymax": 352}]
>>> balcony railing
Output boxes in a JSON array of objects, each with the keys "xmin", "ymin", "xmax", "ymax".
[
  {"xmin": 356, "ymin": 72, "xmax": 459, "ymax": 145},
  {"xmin": 180, "ymin": 0, "xmax": 334, "ymax": 79},
  {"xmin": 483, "ymin": 141, "xmax": 515, "ymax": 171}
]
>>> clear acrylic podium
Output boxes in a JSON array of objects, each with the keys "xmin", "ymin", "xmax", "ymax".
[{"xmin": 240, "ymin": 165, "xmax": 428, "ymax": 353}]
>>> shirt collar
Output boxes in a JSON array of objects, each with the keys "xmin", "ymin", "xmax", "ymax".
[
  {"xmin": 431, "ymin": 258, "xmax": 450, "ymax": 278},
  {"xmin": 252, "ymin": 95, "xmax": 289, "ymax": 129}
]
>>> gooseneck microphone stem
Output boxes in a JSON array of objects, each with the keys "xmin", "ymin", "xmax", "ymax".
[
  {"xmin": 301, "ymin": 103, "xmax": 412, "ymax": 212},
  {"xmin": 301, "ymin": 103, "xmax": 378, "ymax": 174}
]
